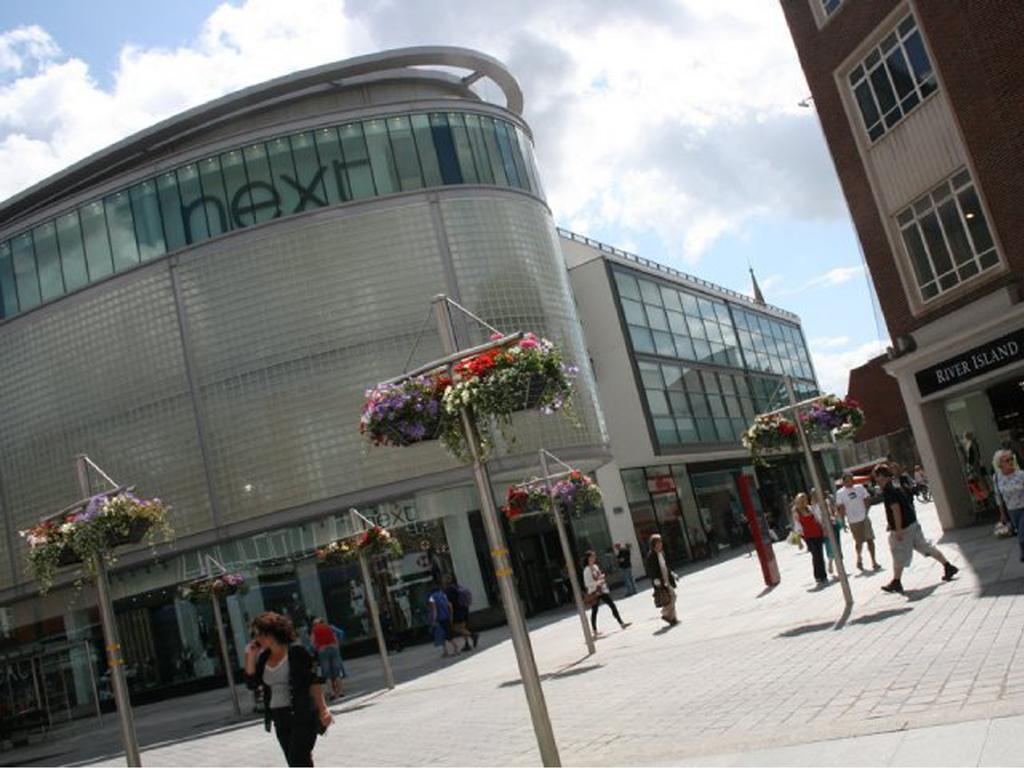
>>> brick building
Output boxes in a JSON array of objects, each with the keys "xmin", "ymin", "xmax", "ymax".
[{"xmin": 781, "ymin": 0, "xmax": 1024, "ymax": 528}]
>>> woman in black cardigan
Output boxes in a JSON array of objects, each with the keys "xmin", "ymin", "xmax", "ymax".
[
  {"xmin": 645, "ymin": 534, "xmax": 679, "ymax": 627},
  {"xmin": 245, "ymin": 612, "xmax": 332, "ymax": 767}
]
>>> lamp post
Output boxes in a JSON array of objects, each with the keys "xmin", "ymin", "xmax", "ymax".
[
  {"xmin": 74, "ymin": 456, "xmax": 142, "ymax": 767},
  {"xmin": 349, "ymin": 509, "xmax": 396, "ymax": 691},
  {"xmin": 537, "ymin": 450, "xmax": 596, "ymax": 656},
  {"xmin": 202, "ymin": 556, "xmax": 242, "ymax": 717},
  {"xmin": 432, "ymin": 295, "xmax": 561, "ymax": 767}
]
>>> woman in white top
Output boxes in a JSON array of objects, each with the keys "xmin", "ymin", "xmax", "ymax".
[
  {"xmin": 582, "ymin": 550, "xmax": 629, "ymax": 634},
  {"xmin": 993, "ymin": 449, "xmax": 1024, "ymax": 561}
]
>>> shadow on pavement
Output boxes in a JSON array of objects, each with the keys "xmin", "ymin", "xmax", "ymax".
[
  {"xmin": 848, "ymin": 607, "xmax": 913, "ymax": 625},
  {"xmin": 776, "ymin": 621, "xmax": 835, "ymax": 639},
  {"xmin": 937, "ymin": 521, "xmax": 1020, "ymax": 597},
  {"xmin": 756, "ymin": 584, "xmax": 779, "ymax": 599},
  {"xmin": 905, "ymin": 584, "xmax": 941, "ymax": 602},
  {"xmin": 499, "ymin": 659, "xmax": 604, "ymax": 688}
]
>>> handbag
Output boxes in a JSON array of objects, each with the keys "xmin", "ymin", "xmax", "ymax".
[
  {"xmin": 584, "ymin": 590, "xmax": 599, "ymax": 608},
  {"xmin": 653, "ymin": 585, "xmax": 672, "ymax": 608}
]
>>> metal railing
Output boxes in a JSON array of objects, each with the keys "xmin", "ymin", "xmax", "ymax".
[{"xmin": 556, "ymin": 227, "xmax": 800, "ymax": 322}]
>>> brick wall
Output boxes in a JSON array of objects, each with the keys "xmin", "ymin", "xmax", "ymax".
[
  {"xmin": 846, "ymin": 353, "xmax": 908, "ymax": 442},
  {"xmin": 779, "ymin": 0, "xmax": 1024, "ymax": 340}
]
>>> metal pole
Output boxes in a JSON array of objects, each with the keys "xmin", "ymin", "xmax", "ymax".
[
  {"xmin": 77, "ymin": 456, "xmax": 141, "ymax": 767},
  {"xmin": 540, "ymin": 450, "xmax": 595, "ymax": 656},
  {"xmin": 433, "ymin": 295, "xmax": 561, "ymax": 767},
  {"xmin": 210, "ymin": 598, "xmax": 241, "ymax": 717},
  {"xmin": 357, "ymin": 550, "xmax": 395, "ymax": 690},
  {"xmin": 784, "ymin": 379, "xmax": 853, "ymax": 608}
]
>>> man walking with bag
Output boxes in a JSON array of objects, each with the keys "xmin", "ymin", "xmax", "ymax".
[{"xmin": 646, "ymin": 534, "xmax": 678, "ymax": 627}]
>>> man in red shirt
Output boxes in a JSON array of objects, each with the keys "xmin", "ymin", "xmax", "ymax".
[{"xmin": 310, "ymin": 617, "xmax": 344, "ymax": 699}]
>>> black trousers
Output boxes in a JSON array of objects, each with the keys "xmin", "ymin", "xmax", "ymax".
[
  {"xmin": 806, "ymin": 536, "xmax": 827, "ymax": 583},
  {"xmin": 590, "ymin": 593, "xmax": 623, "ymax": 631},
  {"xmin": 271, "ymin": 708, "xmax": 318, "ymax": 767}
]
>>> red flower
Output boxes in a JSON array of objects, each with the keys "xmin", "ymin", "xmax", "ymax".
[{"xmin": 778, "ymin": 422, "xmax": 797, "ymax": 437}]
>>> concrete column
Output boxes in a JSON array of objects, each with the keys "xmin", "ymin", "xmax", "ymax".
[
  {"xmin": 595, "ymin": 463, "xmax": 643, "ymax": 577},
  {"xmin": 63, "ymin": 608, "xmax": 96, "ymax": 711},
  {"xmin": 296, "ymin": 560, "xmax": 328, "ymax": 623},
  {"xmin": 443, "ymin": 513, "xmax": 490, "ymax": 609},
  {"xmin": 896, "ymin": 374, "xmax": 973, "ymax": 529},
  {"xmin": 228, "ymin": 585, "xmax": 265, "ymax": 667}
]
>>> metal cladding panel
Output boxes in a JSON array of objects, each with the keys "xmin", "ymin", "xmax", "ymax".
[
  {"xmin": 174, "ymin": 200, "xmax": 458, "ymax": 525},
  {"xmin": 0, "ymin": 267, "xmax": 213, "ymax": 588},
  {"xmin": 441, "ymin": 195, "xmax": 608, "ymax": 451}
]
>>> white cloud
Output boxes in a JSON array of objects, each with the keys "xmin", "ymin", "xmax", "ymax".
[
  {"xmin": 803, "ymin": 265, "xmax": 865, "ymax": 290},
  {"xmin": 0, "ymin": 26, "xmax": 59, "ymax": 74},
  {"xmin": 0, "ymin": 0, "xmax": 844, "ymax": 266},
  {"xmin": 811, "ymin": 336, "xmax": 851, "ymax": 349},
  {"xmin": 810, "ymin": 338, "xmax": 889, "ymax": 397}
]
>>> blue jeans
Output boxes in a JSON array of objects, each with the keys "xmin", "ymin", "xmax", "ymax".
[
  {"xmin": 621, "ymin": 570, "xmax": 637, "ymax": 596},
  {"xmin": 1012, "ymin": 508, "xmax": 1024, "ymax": 560},
  {"xmin": 317, "ymin": 645, "xmax": 344, "ymax": 681}
]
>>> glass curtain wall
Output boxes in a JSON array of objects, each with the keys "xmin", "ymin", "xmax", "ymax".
[{"xmin": 0, "ymin": 111, "xmax": 540, "ymax": 320}]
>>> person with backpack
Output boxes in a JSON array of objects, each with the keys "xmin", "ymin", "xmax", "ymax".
[
  {"xmin": 445, "ymin": 576, "xmax": 480, "ymax": 652},
  {"xmin": 244, "ymin": 612, "xmax": 331, "ymax": 767},
  {"xmin": 427, "ymin": 580, "xmax": 459, "ymax": 657}
]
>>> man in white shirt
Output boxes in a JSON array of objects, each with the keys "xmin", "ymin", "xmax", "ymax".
[{"xmin": 835, "ymin": 472, "xmax": 880, "ymax": 571}]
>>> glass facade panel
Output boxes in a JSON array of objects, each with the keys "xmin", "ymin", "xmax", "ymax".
[
  {"xmin": 461, "ymin": 114, "xmax": 492, "ymax": 184},
  {"xmin": 0, "ymin": 240, "xmax": 16, "ymax": 317},
  {"xmin": 288, "ymin": 131, "xmax": 330, "ymax": 209},
  {"xmin": 11, "ymin": 233, "xmax": 40, "ymax": 310},
  {"xmin": 80, "ymin": 200, "xmax": 114, "ymax": 280},
  {"xmin": 55, "ymin": 212, "xmax": 88, "ymax": 292},
  {"xmin": 338, "ymin": 124, "xmax": 376, "ymax": 199},
  {"xmin": 156, "ymin": 172, "xmax": 188, "ymax": 250},
  {"xmin": 32, "ymin": 222, "xmax": 64, "ymax": 302},
  {"xmin": 266, "ymin": 137, "xmax": 301, "ymax": 212},
  {"xmin": 446, "ymin": 113, "xmax": 479, "ymax": 184},
  {"xmin": 0, "ymin": 110, "xmax": 540, "ymax": 318},
  {"xmin": 129, "ymin": 180, "xmax": 167, "ymax": 262},
  {"xmin": 197, "ymin": 156, "xmax": 231, "ymax": 237},
  {"xmin": 314, "ymin": 127, "xmax": 349, "ymax": 204},
  {"xmin": 104, "ymin": 191, "xmax": 140, "ymax": 271},
  {"xmin": 410, "ymin": 114, "xmax": 443, "ymax": 188},
  {"xmin": 240, "ymin": 144, "xmax": 281, "ymax": 225},
  {"xmin": 386, "ymin": 116, "xmax": 424, "ymax": 192}
]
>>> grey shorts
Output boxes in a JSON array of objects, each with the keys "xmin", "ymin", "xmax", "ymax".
[{"xmin": 888, "ymin": 522, "xmax": 939, "ymax": 568}]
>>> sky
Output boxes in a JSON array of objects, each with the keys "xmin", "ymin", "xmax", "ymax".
[{"xmin": 0, "ymin": 0, "xmax": 889, "ymax": 395}]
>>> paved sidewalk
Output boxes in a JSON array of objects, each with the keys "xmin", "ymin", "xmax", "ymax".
[{"xmin": 13, "ymin": 500, "xmax": 1024, "ymax": 766}]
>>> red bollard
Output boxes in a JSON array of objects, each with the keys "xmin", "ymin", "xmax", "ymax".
[{"xmin": 737, "ymin": 474, "xmax": 780, "ymax": 587}]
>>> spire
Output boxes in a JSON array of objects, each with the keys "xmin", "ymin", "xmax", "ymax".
[{"xmin": 749, "ymin": 266, "xmax": 766, "ymax": 305}]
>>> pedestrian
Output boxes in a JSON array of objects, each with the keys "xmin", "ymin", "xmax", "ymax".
[
  {"xmin": 873, "ymin": 464, "xmax": 958, "ymax": 594},
  {"xmin": 614, "ymin": 542, "xmax": 638, "ymax": 596},
  {"xmin": 993, "ymin": 449, "xmax": 1024, "ymax": 561},
  {"xmin": 835, "ymin": 473, "xmax": 880, "ymax": 571},
  {"xmin": 309, "ymin": 617, "xmax": 344, "ymax": 700},
  {"xmin": 445, "ymin": 576, "xmax": 480, "ymax": 652},
  {"xmin": 244, "ymin": 612, "xmax": 331, "ymax": 767},
  {"xmin": 427, "ymin": 580, "xmax": 459, "ymax": 657},
  {"xmin": 822, "ymin": 494, "xmax": 846, "ymax": 576},
  {"xmin": 645, "ymin": 534, "xmax": 678, "ymax": 626},
  {"xmin": 792, "ymin": 493, "xmax": 827, "ymax": 586},
  {"xmin": 582, "ymin": 550, "xmax": 630, "ymax": 635}
]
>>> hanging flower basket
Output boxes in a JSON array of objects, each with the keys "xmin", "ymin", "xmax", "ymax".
[
  {"xmin": 741, "ymin": 413, "xmax": 800, "ymax": 466},
  {"xmin": 316, "ymin": 538, "xmax": 358, "ymax": 565},
  {"xmin": 800, "ymin": 395, "xmax": 864, "ymax": 441},
  {"xmin": 551, "ymin": 472, "xmax": 603, "ymax": 518},
  {"xmin": 360, "ymin": 373, "xmax": 451, "ymax": 448},
  {"xmin": 316, "ymin": 525, "xmax": 403, "ymax": 564},
  {"xmin": 180, "ymin": 573, "xmax": 247, "ymax": 603},
  {"xmin": 440, "ymin": 333, "xmax": 577, "ymax": 461},
  {"xmin": 501, "ymin": 486, "xmax": 551, "ymax": 522},
  {"xmin": 20, "ymin": 492, "xmax": 172, "ymax": 594}
]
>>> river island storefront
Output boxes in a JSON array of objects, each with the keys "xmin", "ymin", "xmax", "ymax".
[{"xmin": 0, "ymin": 48, "xmax": 611, "ymax": 720}]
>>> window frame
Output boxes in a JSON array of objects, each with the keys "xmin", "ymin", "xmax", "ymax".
[
  {"xmin": 895, "ymin": 169, "xmax": 1001, "ymax": 303},
  {"xmin": 847, "ymin": 14, "xmax": 938, "ymax": 144}
]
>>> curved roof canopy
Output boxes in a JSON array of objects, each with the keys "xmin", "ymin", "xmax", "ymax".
[{"xmin": 0, "ymin": 46, "xmax": 523, "ymax": 224}]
